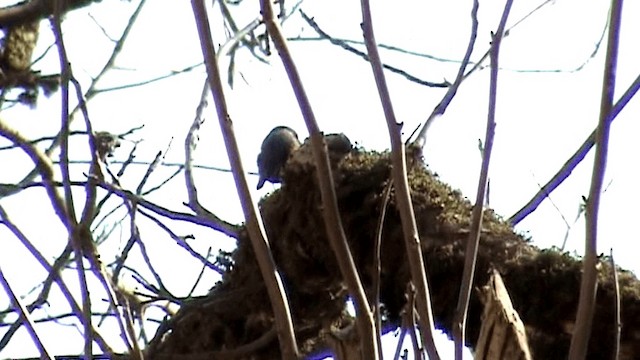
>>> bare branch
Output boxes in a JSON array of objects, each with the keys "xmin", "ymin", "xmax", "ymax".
[
  {"xmin": 262, "ymin": 0, "xmax": 381, "ymax": 358},
  {"xmin": 99, "ymin": 181, "xmax": 240, "ymax": 238},
  {"xmin": 453, "ymin": 2, "xmax": 513, "ymax": 358},
  {"xmin": 0, "ymin": 207, "xmax": 112, "ymax": 354},
  {"xmin": 359, "ymin": 0, "xmax": 440, "ymax": 357},
  {"xmin": 1, "ymin": 0, "xmax": 149, "ymax": 200},
  {"xmin": 299, "ymin": 11, "xmax": 449, "ymax": 89},
  {"xmin": 0, "ymin": 119, "xmax": 70, "ymax": 226},
  {"xmin": 569, "ymin": 0, "xmax": 624, "ymax": 357},
  {"xmin": 0, "ymin": 266, "xmax": 53, "ymax": 359},
  {"xmin": 0, "ymin": 0, "xmax": 98, "ymax": 27},
  {"xmin": 50, "ymin": 0, "xmax": 78, "ymax": 228},
  {"xmin": 413, "ymin": 0, "xmax": 479, "ymax": 148},
  {"xmin": 192, "ymin": 1, "xmax": 300, "ymax": 358},
  {"xmin": 609, "ymin": 249, "xmax": 621, "ymax": 360},
  {"xmin": 508, "ymin": 72, "xmax": 640, "ymax": 225}
]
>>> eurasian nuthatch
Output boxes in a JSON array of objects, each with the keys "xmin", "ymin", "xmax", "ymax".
[{"xmin": 256, "ymin": 126, "xmax": 301, "ymax": 189}]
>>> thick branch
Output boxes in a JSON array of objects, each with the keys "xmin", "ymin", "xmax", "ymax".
[{"xmin": 0, "ymin": 0, "xmax": 98, "ymax": 27}]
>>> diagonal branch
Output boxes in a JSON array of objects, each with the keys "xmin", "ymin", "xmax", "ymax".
[
  {"xmin": 414, "ymin": 0, "xmax": 479, "ymax": 148},
  {"xmin": 508, "ymin": 72, "xmax": 640, "ymax": 226},
  {"xmin": 191, "ymin": 1, "xmax": 300, "ymax": 358},
  {"xmin": 0, "ymin": 266, "xmax": 53, "ymax": 360}
]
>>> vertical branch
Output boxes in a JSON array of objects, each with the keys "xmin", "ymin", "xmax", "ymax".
[
  {"xmin": 72, "ymin": 77, "xmax": 99, "ymax": 226},
  {"xmin": 452, "ymin": 1, "xmax": 513, "ymax": 359},
  {"xmin": 260, "ymin": 1, "xmax": 380, "ymax": 359},
  {"xmin": 190, "ymin": 2, "xmax": 299, "ymax": 359},
  {"xmin": 51, "ymin": 0, "xmax": 77, "ymax": 227},
  {"xmin": 50, "ymin": 10, "xmax": 93, "ymax": 353},
  {"xmin": 371, "ymin": 182, "xmax": 392, "ymax": 359},
  {"xmin": 184, "ymin": 81, "xmax": 209, "ymax": 213},
  {"xmin": 72, "ymin": 245, "xmax": 93, "ymax": 358},
  {"xmin": 569, "ymin": 0, "xmax": 623, "ymax": 358},
  {"xmin": 359, "ymin": 0, "xmax": 440, "ymax": 359},
  {"xmin": 609, "ymin": 249, "xmax": 621, "ymax": 360}
]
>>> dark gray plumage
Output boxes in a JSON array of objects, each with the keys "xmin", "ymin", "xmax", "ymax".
[{"xmin": 256, "ymin": 126, "xmax": 301, "ymax": 189}]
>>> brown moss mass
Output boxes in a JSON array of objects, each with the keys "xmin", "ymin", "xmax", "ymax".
[{"xmin": 147, "ymin": 134, "xmax": 640, "ymax": 359}]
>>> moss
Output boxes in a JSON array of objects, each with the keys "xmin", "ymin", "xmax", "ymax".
[{"xmin": 149, "ymin": 137, "xmax": 640, "ymax": 359}]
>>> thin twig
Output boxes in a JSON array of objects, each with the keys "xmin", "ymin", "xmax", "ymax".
[
  {"xmin": 393, "ymin": 327, "xmax": 408, "ymax": 360},
  {"xmin": 136, "ymin": 140, "xmax": 173, "ymax": 195},
  {"xmin": 184, "ymin": 80, "xmax": 210, "ymax": 216},
  {"xmin": 413, "ymin": 0, "xmax": 479, "ymax": 148},
  {"xmin": 138, "ymin": 208, "xmax": 224, "ymax": 273},
  {"xmin": 91, "ymin": 62, "xmax": 203, "ymax": 94},
  {"xmin": 452, "ymin": 1, "xmax": 513, "ymax": 359},
  {"xmin": 0, "ymin": 266, "xmax": 53, "ymax": 359},
  {"xmin": 609, "ymin": 249, "xmax": 621, "ymax": 360},
  {"xmin": 51, "ymin": 4, "xmax": 94, "ymax": 355},
  {"xmin": 91, "ymin": 264, "xmax": 139, "ymax": 357},
  {"xmin": 569, "ymin": 0, "xmax": 623, "ymax": 358},
  {"xmin": 371, "ymin": 181, "xmax": 392, "ymax": 359},
  {"xmin": 0, "ymin": 120, "xmax": 70, "ymax": 227},
  {"xmin": 100, "ymin": 181, "xmax": 240, "ymax": 238},
  {"xmin": 2, "ymin": 0, "xmax": 148, "ymax": 200},
  {"xmin": 61, "ymin": 159, "xmax": 240, "ymax": 174},
  {"xmin": 50, "ymin": 1, "xmax": 77, "ymax": 228},
  {"xmin": 461, "ymin": 0, "xmax": 555, "ymax": 81},
  {"xmin": 299, "ymin": 11, "xmax": 448, "ymax": 88},
  {"xmin": 359, "ymin": 0, "xmax": 440, "ymax": 358}
]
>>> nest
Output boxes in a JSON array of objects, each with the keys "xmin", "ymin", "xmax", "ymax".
[{"xmin": 147, "ymin": 134, "xmax": 640, "ymax": 359}]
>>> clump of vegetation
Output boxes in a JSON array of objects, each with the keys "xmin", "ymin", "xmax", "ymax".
[{"xmin": 148, "ymin": 137, "xmax": 640, "ymax": 359}]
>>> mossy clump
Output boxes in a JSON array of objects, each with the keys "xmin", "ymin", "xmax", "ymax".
[{"xmin": 148, "ymin": 135, "xmax": 640, "ymax": 360}]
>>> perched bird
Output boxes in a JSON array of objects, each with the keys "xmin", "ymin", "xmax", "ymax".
[{"xmin": 257, "ymin": 126, "xmax": 301, "ymax": 189}]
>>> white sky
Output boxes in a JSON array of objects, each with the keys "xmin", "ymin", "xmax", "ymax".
[{"xmin": 0, "ymin": 0, "xmax": 638, "ymax": 358}]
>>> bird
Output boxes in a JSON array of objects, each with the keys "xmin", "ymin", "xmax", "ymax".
[{"xmin": 256, "ymin": 126, "xmax": 301, "ymax": 189}]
